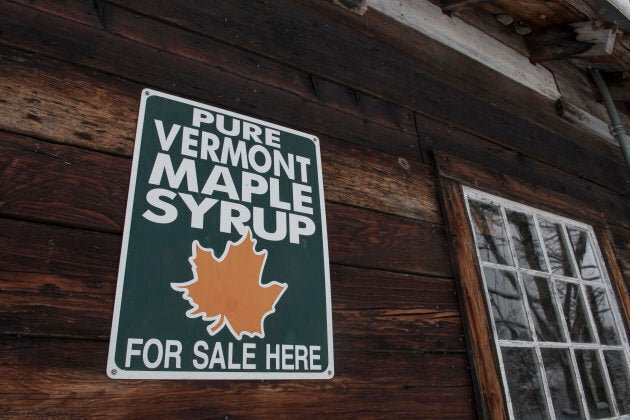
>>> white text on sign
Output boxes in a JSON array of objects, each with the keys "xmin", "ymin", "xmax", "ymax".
[
  {"xmin": 124, "ymin": 338, "xmax": 322, "ymax": 371},
  {"xmin": 142, "ymin": 108, "xmax": 317, "ymax": 244}
]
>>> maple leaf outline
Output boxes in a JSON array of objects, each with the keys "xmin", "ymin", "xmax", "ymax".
[{"xmin": 171, "ymin": 228, "xmax": 288, "ymax": 340}]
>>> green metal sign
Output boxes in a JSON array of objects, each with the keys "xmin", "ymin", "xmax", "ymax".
[{"xmin": 107, "ymin": 89, "xmax": 333, "ymax": 379}]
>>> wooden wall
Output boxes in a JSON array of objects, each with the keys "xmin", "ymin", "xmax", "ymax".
[{"xmin": 0, "ymin": 0, "xmax": 628, "ymax": 418}]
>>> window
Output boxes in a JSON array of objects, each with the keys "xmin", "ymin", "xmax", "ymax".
[{"xmin": 463, "ymin": 188, "xmax": 630, "ymax": 419}]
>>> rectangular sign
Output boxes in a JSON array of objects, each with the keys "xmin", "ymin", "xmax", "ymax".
[{"xmin": 107, "ymin": 89, "xmax": 333, "ymax": 379}]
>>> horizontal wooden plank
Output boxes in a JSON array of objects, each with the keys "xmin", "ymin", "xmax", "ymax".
[
  {"xmin": 0, "ymin": 49, "xmax": 138, "ymax": 155},
  {"xmin": 0, "ymin": 130, "xmax": 439, "ymax": 236},
  {"xmin": 0, "ymin": 200, "xmax": 449, "ymax": 280},
  {"xmin": 434, "ymin": 152, "xmax": 610, "ymax": 225},
  {"xmin": 417, "ymin": 113, "xmax": 630, "ymax": 228},
  {"xmin": 2, "ymin": 265, "xmax": 459, "ymax": 313},
  {"xmin": 0, "ymin": 264, "xmax": 459, "ymax": 313},
  {"xmin": 4, "ymin": 0, "xmax": 628, "ymax": 193},
  {"xmin": 331, "ymin": 265, "xmax": 458, "ymax": 311},
  {"xmin": 0, "ymin": 131, "xmax": 130, "ymax": 232},
  {"xmin": 0, "ymin": 337, "xmax": 473, "ymax": 388},
  {"xmin": 96, "ymin": 0, "xmax": 628, "ymax": 193},
  {"xmin": 0, "ymin": 218, "xmax": 455, "ymax": 345},
  {"xmin": 10, "ymin": 0, "xmax": 415, "ymax": 138},
  {"xmin": 0, "ymin": 285, "xmax": 113, "ymax": 340},
  {"xmin": 0, "ymin": 290, "xmax": 464, "ymax": 350},
  {"xmin": 0, "ymin": 276, "xmax": 465, "ymax": 352},
  {"xmin": 332, "ymin": 267, "xmax": 465, "ymax": 350},
  {"xmin": 0, "ymin": 212, "xmax": 450, "ymax": 278},
  {"xmin": 0, "ymin": 337, "xmax": 475, "ymax": 418},
  {"xmin": 326, "ymin": 203, "xmax": 452, "ymax": 276},
  {"xmin": 0, "ymin": 3, "xmax": 420, "ymax": 159},
  {"xmin": 0, "ymin": 295, "xmax": 465, "ymax": 352},
  {"xmin": 321, "ymin": 139, "xmax": 441, "ymax": 223},
  {"xmin": 335, "ymin": 309, "xmax": 465, "ymax": 352},
  {"xmin": 0, "ymin": 266, "xmax": 462, "ymax": 350},
  {"xmin": 0, "ymin": 220, "xmax": 121, "ymax": 280}
]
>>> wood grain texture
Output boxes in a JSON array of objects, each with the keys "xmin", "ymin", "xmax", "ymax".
[
  {"xmin": 331, "ymin": 265, "xmax": 458, "ymax": 311},
  {"xmin": 0, "ymin": 278, "xmax": 464, "ymax": 352},
  {"xmin": 0, "ymin": 219, "xmax": 121, "ymax": 280},
  {"xmin": 93, "ymin": 0, "xmax": 628, "ymax": 193},
  {"xmin": 434, "ymin": 151, "xmax": 608, "ymax": 224},
  {"xmin": 0, "ymin": 283, "xmax": 465, "ymax": 351},
  {"xmin": 0, "ymin": 212, "xmax": 450, "ymax": 282},
  {"xmin": 0, "ymin": 217, "xmax": 457, "ymax": 347},
  {"xmin": 597, "ymin": 228, "xmax": 630, "ymax": 329},
  {"xmin": 0, "ymin": 1, "xmax": 627, "ymax": 418},
  {"xmin": 436, "ymin": 176, "xmax": 507, "ymax": 420},
  {"xmin": 326, "ymin": 203, "xmax": 452, "ymax": 277},
  {"xmin": 0, "ymin": 337, "xmax": 475, "ymax": 418},
  {"xmin": 0, "ymin": 49, "xmax": 138, "ymax": 155},
  {"xmin": 618, "ymin": 249, "xmax": 630, "ymax": 286},
  {"xmin": 611, "ymin": 225, "xmax": 630, "ymax": 251},
  {"xmin": 2, "ymin": 3, "xmax": 627, "ymax": 195},
  {"xmin": 11, "ymin": 0, "xmax": 415, "ymax": 139},
  {"xmin": 417, "ymin": 112, "xmax": 630, "ymax": 228},
  {"xmin": 321, "ymin": 138, "xmax": 440, "ymax": 223},
  {"xmin": 303, "ymin": 0, "xmax": 605, "ymax": 132},
  {"xmin": 610, "ymin": 226, "xmax": 630, "ymax": 287},
  {"xmin": 0, "ymin": 3, "xmax": 420, "ymax": 159},
  {"xmin": 335, "ymin": 309, "xmax": 465, "ymax": 352},
  {"xmin": 0, "ymin": 131, "xmax": 130, "ymax": 232},
  {"xmin": 0, "ymin": 129, "xmax": 439, "ymax": 234}
]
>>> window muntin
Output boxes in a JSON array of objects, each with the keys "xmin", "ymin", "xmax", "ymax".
[{"xmin": 464, "ymin": 188, "xmax": 630, "ymax": 419}]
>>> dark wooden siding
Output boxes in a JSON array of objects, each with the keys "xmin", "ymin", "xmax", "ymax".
[{"xmin": 0, "ymin": 0, "xmax": 628, "ymax": 418}]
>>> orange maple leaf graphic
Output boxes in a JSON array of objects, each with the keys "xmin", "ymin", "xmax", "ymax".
[{"xmin": 171, "ymin": 229, "xmax": 287, "ymax": 340}]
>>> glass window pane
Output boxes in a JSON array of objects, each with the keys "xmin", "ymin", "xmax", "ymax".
[
  {"xmin": 584, "ymin": 286, "xmax": 619, "ymax": 345},
  {"xmin": 506, "ymin": 210, "xmax": 547, "ymax": 271},
  {"xmin": 463, "ymin": 190, "xmax": 630, "ymax": 420},
  {"xmin": 603, "ymin": 351, "xmax": 630, "ymax": 415},
  {"xmin": 575, "ymin": 350, "xmax": 612, "ymax": 418},
  {"xmin": 469, "ymin": 200, "xmax": 514, "ymax": 266},
  {"xmin": 523, "ymin": 275, "xmax": 563, "ymax": 342},
  {"xmin": 484, "ymin": 268, "xmax": 532, "ymax": 341},
  {"xmin": 556, "ymin": 281, "xmax": 593, "ymax": 343},
  {"xmin": 567, "ymin": 227, "xmax": 601, "ymax": 282},
  {"xmin": 539, "ymin": 219, "xmax": 575, "ymax": 277},
  {"xmin": 541, "ymin": 348, "xmax": 582, "ymax": 419},
  {"xmin": 502, "ymin": 347, "xmax": 548, "ymax": 419}
]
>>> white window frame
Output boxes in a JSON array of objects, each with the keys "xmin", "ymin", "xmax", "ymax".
[{"xmin": 463, "ymin": 186, "xmax": 630, "ymax": 419}]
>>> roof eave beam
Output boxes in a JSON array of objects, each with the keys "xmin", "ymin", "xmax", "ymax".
[{"xmin": 526, "ymin": 21, "xmax": 617, "ymax": 62}]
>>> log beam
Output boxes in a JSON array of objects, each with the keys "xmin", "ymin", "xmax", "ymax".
[{"xmin": 526, "ymin": 20, "xmax": 616, "ymax": 62}]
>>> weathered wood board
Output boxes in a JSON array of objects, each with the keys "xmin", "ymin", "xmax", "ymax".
[{"xmin": 0, "ymin": 0, "xmax": 628, "ymax": 417}]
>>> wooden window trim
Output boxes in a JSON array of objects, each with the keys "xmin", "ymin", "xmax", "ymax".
[{"xmin": 435, "ymin": 152, "xmax": 630, "ymax": 419}]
